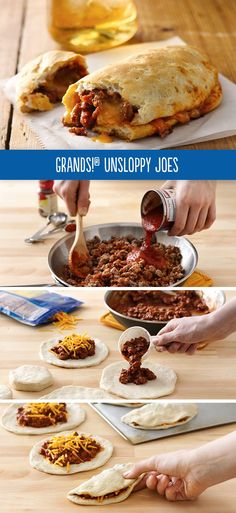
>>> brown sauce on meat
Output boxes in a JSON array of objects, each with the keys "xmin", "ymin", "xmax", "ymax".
[
  {"xmin": 119, "ymin": 336, "xmax": 156, "ymax": 385},
  {"xmin": 65, "ymin": 89, "xmax": 138, "ymax": 134},
  {"xmin": 121, "ymin": 337, "xmax": 149, "ymax": 362},
  {"xmin": 110, "ymin": 290, "xmax": 210, "ymax": 321},
  {"xmin": 63, "ymin": 235, "xmax": 184, "ymax": 287}
]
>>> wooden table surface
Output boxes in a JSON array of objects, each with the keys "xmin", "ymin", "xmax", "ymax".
[
  {"xmin": 1, "ymin": 402, "xmax": 236, "ymax": 513},
  {"xmin": 1, "ymin": 0, "xmax": 236, "ymax": 149},
  {"xmin": 1, "ymin": 288, "xmax": 236, "ymax": 400},
  {"xmin": 0, "ymin": 180, "xmax": 235, "ymax": 286}
]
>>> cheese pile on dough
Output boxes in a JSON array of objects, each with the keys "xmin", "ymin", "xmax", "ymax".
[
  {"xmin": 42, "ymin": 432, "xmax": 100, "ymax": 472},
  {"xmin": 50, "ymin": 333, "xmax": 94, "ymax": 357}
]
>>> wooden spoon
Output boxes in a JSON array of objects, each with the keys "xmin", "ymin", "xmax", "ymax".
[{"xmin": 68, "ymin": 214, "xmax": 91, "ymax": 278}]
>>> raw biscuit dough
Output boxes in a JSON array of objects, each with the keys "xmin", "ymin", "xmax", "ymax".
[{"xmin": 9, "ymin": 365, "xmax": 53, "ymax": 392}]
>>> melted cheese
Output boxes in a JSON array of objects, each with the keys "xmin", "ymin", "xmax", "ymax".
[
  {"xmin": 94, "ymin": 83, "xmax": 222, "ymax": 140},
  {"xmin": 97, "ymin": 100, "xmax": 124, "ymax": 126},
  {"xmin": 92, "ymin": 133, "xmax": 113, "ymax": 143}
]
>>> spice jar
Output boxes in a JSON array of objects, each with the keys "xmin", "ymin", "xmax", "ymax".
[
  {"xmin": 38, "ymin": 180, "xmax": 58, "ymax": 218},
  {"xmin": 141, "ymin": 189, "xmax": 176, "ymax": 233},
  {"xmin": 47, "ymin": 0, "xmax": 138, "ymax": 53}
]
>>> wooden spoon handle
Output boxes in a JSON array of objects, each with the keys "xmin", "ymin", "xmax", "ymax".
[
  {"xmin": 79, "ymin": 213, "xmax": 83, "ymax": 238},
  {"xmin": 73, "ymin": 213, "xmax": 83, "ymax": 246}
]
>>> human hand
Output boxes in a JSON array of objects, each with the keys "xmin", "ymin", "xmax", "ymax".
[
  {"xmin": 164, "ymin": 180, "xmax": 216, "ymax": 236},
  {"xmin": 123, "ymin": 450, "xmax": 207, "ymax": 501},
  {"xmin": 152, "ymin": 314, "xmax": 216, "ymax": 354},
  {"xmin": 125, "ymin": 431, "xmax": 236, "ymax": 502},
  {"xmin": 53, "ymin": 180, "xmax": 90, "ymax": 217}
]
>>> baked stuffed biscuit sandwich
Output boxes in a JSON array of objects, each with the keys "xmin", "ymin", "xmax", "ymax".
[
  {"xmin": 62, "ymin": 45, "xmax": 222, "ymax": 141},
  {"xmin": 17, "ymin": 50, "xmax": 88, "ymax": 113}
]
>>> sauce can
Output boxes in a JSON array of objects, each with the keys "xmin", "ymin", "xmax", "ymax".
[{"xmin": 141, "ymin": 189, "xmax": 176, "ymax": 232}]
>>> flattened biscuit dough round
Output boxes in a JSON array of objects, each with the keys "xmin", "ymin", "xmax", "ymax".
[
  {"xmin": 40, "ymin": 386, "xmax": 114, "ymax": 401},
  {"xmin": 1, "ymin": 403, "xmax": 86, "ymax": 435},
  {"xmin": 9, "ymin": 365, "xmax": 53, "ymax": 392},
  {"xmin": 30, "ymin": 431, "xmax": 113, "ymax": 475},
  {"xmin": 40, "ymin": 338, "xmax": 109, "ymax": 368},
  {"xmin": 100, "ymin": 362, "xmax": 177, "ymax": 399},
  {"xmin": 40, "ymin": 386, "xmax": 142, "ymax": 407},
  {"xmin": 0, "ymin": 385, "xmax": 12, "ymax": 399}
]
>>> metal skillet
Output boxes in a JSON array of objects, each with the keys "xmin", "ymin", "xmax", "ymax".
[
  {"xmin": 48, "ymin": 223, "xmax": 198, "ymax": 287},
  {"xmin": 104, "ymin": 289, "xmax": 226, "ymax": 335}
]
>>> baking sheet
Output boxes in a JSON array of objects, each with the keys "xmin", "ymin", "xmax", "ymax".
[
  {"xmin": 2, "ymin": 37, "xmax": 236, "ymax": 149},
  {"xmin": 91, "ymin": 403, "xmax": 236, "ymax": 444}
]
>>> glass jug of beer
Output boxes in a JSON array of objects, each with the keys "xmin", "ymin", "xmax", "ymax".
[{"xmin": 47, "ymin": 0, "xmax": 138, "ymax": 53}]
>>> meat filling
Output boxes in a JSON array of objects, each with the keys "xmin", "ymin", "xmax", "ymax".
[
  {"xmin": 133, "ymin": 416, "xmax": 189, "ymax": 427},
  {"xmin": 64, "ymin": 89, "xmax": 138, "ymax": 132},
  {"xmin": 64, "ymin": 84, "xmax": 221, "ymax": 138},
  {"xmin": 110, "ymin": 290, "xmax": 210, "ymax": 322},
  {"xmin": 63, "ymin": 235, "xmax": 184, "ymax": 287},
  {"xmin": 119, "ymin": 337, "xmax": 156, "ymax": 385},
  {"xmin": 120, "ymin": 365, "xmax": 156, "ymax": 385},
  {"xmin": 35, "ymin": 63, "xmax": 87, "ymax": 104},
  {"xmin": 79, "ymin": 488, "xmax": 130, "ymax": 501},
  {"xmin": 121, "ymin": 337, "xmax": 150, "ymax": 362},
  {"xmin": 50, "ymin": 334, "xmax": 96, "ymax": 360},
  {"xmin": 17, "ymin": 403, "xmax": 67, "ymax": 428},
  {"xmin": 40, "ymin": 432, "xmax": 101, "ymax": 468}
]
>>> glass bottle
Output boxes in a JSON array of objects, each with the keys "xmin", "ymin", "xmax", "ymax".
[
  {"xmin": 47, "ymin": 0, "xmax": 138, "ymax": 53},
  {"xmin": 38, "ymin": 180, "xmax": 58, "ymax": 218}
]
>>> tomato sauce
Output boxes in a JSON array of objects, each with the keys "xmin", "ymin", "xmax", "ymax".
[
  {"xmin": 142, "ymin": 207, "xmax": 164, "ymax": 232},
  {"xmin": 127, "ymin": 243, "xmax": 167, "ymax": 269},
  {"xmin": 65, "ymin": 222, "xmax": 76, "ymax": 233},
  {"xmin": 127, "ymin": 205, "xmax": 167, "ymax": 269}
]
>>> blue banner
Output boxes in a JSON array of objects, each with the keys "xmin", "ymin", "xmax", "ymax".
[{"xmin": 0, "ymin": 150, "xmax": 236, "ymax": 180}]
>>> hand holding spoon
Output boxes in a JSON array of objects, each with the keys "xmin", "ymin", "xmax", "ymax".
[{"xmin": 68, "ymin": 213, "xmax": 91, "ymax": 278}]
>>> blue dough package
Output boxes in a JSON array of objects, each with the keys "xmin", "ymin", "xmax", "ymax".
[{"xmin": 0, "ymin": 291, "xmax": 83, "ymax": 326}]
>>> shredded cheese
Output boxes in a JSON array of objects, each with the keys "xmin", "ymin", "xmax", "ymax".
[
  {"xmin": 18, "ymin": 403, "xmax": 67, "ymax": 420},
  {"xmin": 52, "ymin": 312, "xmax": 81, "ymax": 330},
  {"xmin": 51, "ymin": 333, "xmax": 94, "ymax": 357},
  {"xmin": 41, "ymin": 432, "xmax": 101, "ymax": 471}
]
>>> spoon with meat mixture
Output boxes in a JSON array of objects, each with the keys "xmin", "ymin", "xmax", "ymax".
[{"xmin": 68, "ymin": 214, "xmax": 92, "ymax": 278}]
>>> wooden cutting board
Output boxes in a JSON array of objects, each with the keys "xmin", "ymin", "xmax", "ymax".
[
  {"xmin": 1, "ymin": 403, "xmax": 236, "ymax": 513},
  {"xmin": 0, "ymin": 289, "xmax": 236, "ymax": 400}
]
